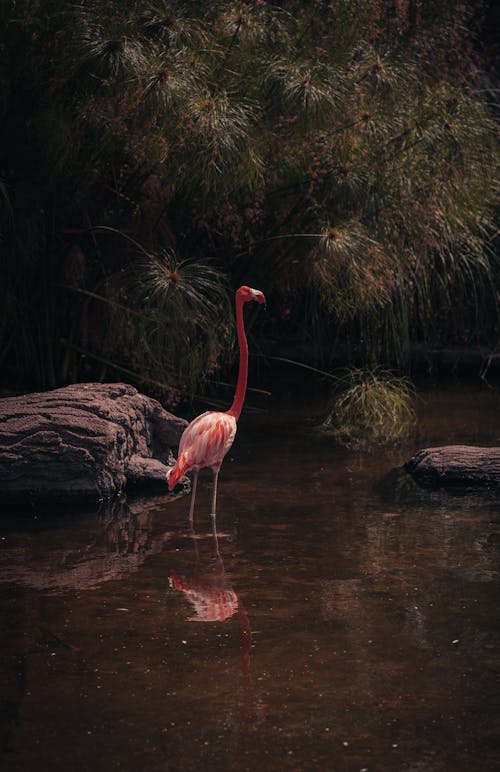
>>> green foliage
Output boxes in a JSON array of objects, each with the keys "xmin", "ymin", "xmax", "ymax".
[
  {"xmin": 322, "ymin": 368, "xmax": 416, "ymax": 447},
  {"xmin": 60, "ymin": 233, "xmax": 233, "ymax": 403},
  {"xmin": 130, "ymin": 246, "xmax": 233, "ymax": 400},
  {"xmin": 0, "ymin": 0, "xmax": 498, "ymax": 402}
]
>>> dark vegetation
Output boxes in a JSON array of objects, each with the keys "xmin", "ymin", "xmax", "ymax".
[{"xmin": 0, "ymin": 1, "xmax": 498, "ymax": 414}]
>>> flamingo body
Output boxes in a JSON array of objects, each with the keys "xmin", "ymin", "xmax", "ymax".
[{"xmin": 167, "ymin": 411, "xmax": 237, "ymax": 490}]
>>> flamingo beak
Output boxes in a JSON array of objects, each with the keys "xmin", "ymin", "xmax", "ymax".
[{"xmin": 253, "ymin": 290, "xmax": 266, "ymax": 307}]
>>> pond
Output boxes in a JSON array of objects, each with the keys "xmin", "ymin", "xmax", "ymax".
[{"xmin": 1, "ymin": 384, "xmax": 499, "ymax": 771}]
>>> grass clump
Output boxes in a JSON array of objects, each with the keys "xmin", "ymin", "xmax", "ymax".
[{"xmin": 322, "ymin": 368, "xmax": 416, "ymax": 448}]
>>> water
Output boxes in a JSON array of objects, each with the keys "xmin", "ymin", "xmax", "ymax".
[{"xmin": 1, "ymin": 386, "xmax": 499, "ymax": 771}]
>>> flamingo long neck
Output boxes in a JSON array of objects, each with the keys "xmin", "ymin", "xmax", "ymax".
[{"xmin": 227, "ymin": 295, "xmax": 248, "ymax": 420}]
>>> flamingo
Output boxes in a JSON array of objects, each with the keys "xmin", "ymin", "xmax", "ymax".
[{"xmin": 167, "ymin": 285, "xmax": 266, "ymax": 522}]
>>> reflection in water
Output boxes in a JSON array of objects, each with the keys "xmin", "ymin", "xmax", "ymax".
[
  {"xmin": 169, "ymin": 524, "xmax": 265, "ymax": 724},
  {"xmin": 0, "ymin": 497, "xmax": 176, "ymax": 592},
  {"xmin": 169, "ymin": 524, "xmax": 238, "ymax": 623}
]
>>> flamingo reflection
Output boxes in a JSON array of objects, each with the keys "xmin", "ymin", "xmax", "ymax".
[{"xmin": 169, "ymin": 523, "xmax": 265, "ymax": 723}]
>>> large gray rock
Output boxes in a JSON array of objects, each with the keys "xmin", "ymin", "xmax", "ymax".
[
  {"xmin": 405, "ymin": 445, "xmax": 500, "ymax": 491},
  {"xmin": 0, "ymin": 383, "xmax": 187, "ymax": 501}
]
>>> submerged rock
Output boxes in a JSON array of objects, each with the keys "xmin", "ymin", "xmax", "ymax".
[
  {"xmin": 0, "ymin": 382, "xmax": 187, "ymax": 502},
  {"xmin": 405, "ymin": 445, "xmax": 500, "ymax": 491}
]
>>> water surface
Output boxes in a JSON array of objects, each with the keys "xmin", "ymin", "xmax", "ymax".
[{"xmin": 1, "ymin": 386, "xmax": 499, "ymax": 771}]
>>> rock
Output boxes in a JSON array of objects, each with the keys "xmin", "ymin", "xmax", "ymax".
[
  {"xmin": 405, "ymin": 445, "xmax": 500, "ymax": 491},
  {"xmin": 0, "ymin": 383, "xmax": 187, "ymax": 501}
]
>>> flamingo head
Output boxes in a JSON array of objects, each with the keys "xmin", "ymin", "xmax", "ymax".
[{"xmin": 237, "ymin": 285, "xmax": 266, "ymax": 306}]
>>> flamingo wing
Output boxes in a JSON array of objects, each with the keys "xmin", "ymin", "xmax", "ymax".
[
  {"xmin": 179, "ymin": 411, "xmax": 237, "ymax": 469},
  {"xmin": 168, "ymin": 412, "xmax": 236, "ymax": 489}
]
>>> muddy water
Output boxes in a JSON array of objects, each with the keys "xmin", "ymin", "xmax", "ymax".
[{"xmin": 1, "ymin": 386, "xmax": 499, "ymax": 771}]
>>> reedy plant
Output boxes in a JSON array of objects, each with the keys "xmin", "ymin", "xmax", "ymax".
[
  {"xmin": 132, "ymin": 247, "xmax": 233, "ymax": 401},
  {"xmin": 322, "ymin": 367, "xmax": 416, "ymax": 448},
  {"xmin": 0, "ymin": 0, "xmax": 497, "ymax": 399},
  {"xmin": 61, "ymin": 231, "xmax": 233, "ymax": 403}
]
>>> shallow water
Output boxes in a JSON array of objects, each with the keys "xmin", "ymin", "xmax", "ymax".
[{"xmin": 1, "ymin": 386, "xmax": 499, "ymax": 771}]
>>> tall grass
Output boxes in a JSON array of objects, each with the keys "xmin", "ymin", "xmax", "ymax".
[{"xmin": 0, "ymin": 1, "xmax": 497, "ymax": 401}]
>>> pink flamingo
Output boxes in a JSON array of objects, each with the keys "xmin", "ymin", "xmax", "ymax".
[{"xmin": 167, "ymin": 285, "xmax": 266, "ymax": 522}]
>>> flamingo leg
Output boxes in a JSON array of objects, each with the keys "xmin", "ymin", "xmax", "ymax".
[
  {"xmin": 211, "ymin": 506, "xmax": 221, "ymax": 559},
  {"xmin": 188, "ymin": 469, "xmax": 199, "ymax": 525},
  {"xmin": 210, "ymin": 467, "xmax": 220, "ymax": 520},
  {"xmin": 189, "ymin": 525, "xmax": 200, "ymax": 565}
]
